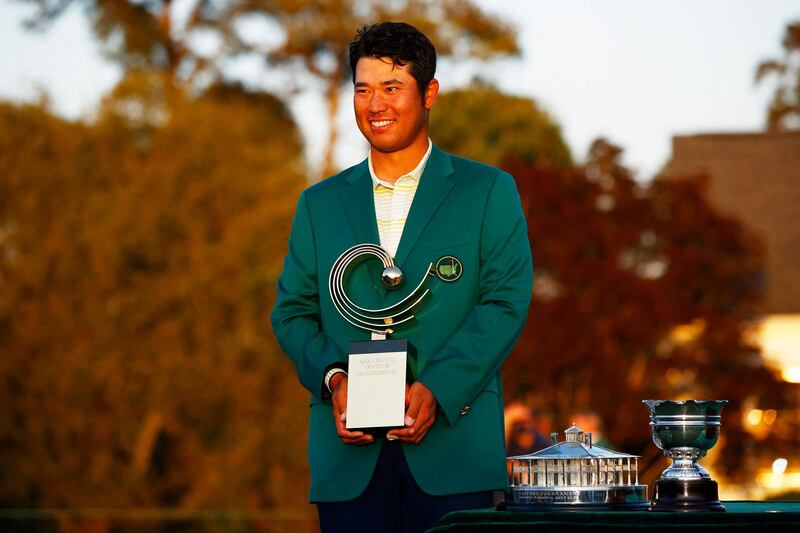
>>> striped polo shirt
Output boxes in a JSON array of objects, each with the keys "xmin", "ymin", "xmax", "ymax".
[{"xmin": 368, "ymin": 139, "xmax": 433, "ymax": 258}]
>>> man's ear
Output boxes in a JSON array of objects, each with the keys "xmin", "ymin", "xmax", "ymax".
[{"xmin": 424, "ymin": 79, "xmax": 439, "ymax": 110}]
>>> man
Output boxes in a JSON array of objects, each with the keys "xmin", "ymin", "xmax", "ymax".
[{"xmin": 271, "ymin": 22, "xmax": 532, "ymax": 532}]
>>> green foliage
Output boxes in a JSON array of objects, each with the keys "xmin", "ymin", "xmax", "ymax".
[
  {"xmin": 430, "ymin": 84, "xmax": 572, "ymax": 168},
  {"xmin": 0, "ymin": 83, "xmax": 309, "ymax": 509},
  {"xmin": 756, "ymin": 20, "xmax": 800, "ymax": 130},
  {"xmin": 503, "ymin": 139, "xmax": 795, "ymax": 485}
]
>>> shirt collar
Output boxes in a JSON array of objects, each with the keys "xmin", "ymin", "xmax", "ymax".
[{"xmin": 369, "ymin": 138, "xmax": 433, "ymax": 189}]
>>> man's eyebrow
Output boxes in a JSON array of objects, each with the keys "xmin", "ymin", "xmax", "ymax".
[{"xmin": 354, "ymin": 79, "xmax": 405, "ymax": 87}]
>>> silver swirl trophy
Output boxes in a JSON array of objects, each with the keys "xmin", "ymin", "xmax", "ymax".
[
  {"xmin": 329, "ymin": 244, "xmax": 434, "ymax": 432},
  {"xmin": 643, "ymin": 399, "xmax": 728, "ymax": 512}
]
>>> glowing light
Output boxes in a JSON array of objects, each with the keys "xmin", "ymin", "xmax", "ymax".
[
  {"xmin": 747, "ymin": 409, "xmax": 763, "ymax": 426},
  {"xmin": 758, "ymin": 471, "xmax": 800, "ymax": 490},
  {"xmin": 763, "ymin": 409, "xmax": 778, "ymax": 425},
  {"xmin": 756, "ymin": 315, "xmax": 800, "ymax": 381},
  {"xmin": 773, "ymin": 458, "xmax": 788, "ymax": 475},
  {"xmin": 782, "ymin": 367, "xmax": 800, "ymax": 383}
]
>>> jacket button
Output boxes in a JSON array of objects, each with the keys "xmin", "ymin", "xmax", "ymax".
[{"xmin": 460, "ymin": 405, "xmax": 471, "ymax": 416}]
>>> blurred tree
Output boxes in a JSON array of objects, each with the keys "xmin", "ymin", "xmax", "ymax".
[
  {"xmin": 502, "ymin": 138, "xmax": 796, "ymax": 485},
  {"xmin": 21, "ymin": 0, "xmax": 520, "ymax": 178},
  {"xmin": 756, "ymin": 20, "xmax": 800, "ymax": 130},
  {"xmin": 0, "ymin": 83, "xmax": 309, "ymax": 509},
  {"xmin": 216, "ymin": 0, "xmax": 520, "ymax": 177},
  {"xmin": 24, "ymin": 0, "xmax": 176, "ymax": 74},
  {"xmin": 430, "ymin": 82, "xmax": 572, "ymax": 168}
]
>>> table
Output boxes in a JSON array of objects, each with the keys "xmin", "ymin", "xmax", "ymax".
[{"xmin": 429, "ymin": 501, "xmax": 800, "ymax": 531}]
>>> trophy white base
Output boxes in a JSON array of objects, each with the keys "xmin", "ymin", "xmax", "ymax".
[{"xmin": 345, "ymin": 339, "xmax": 411, "ymax": 431}]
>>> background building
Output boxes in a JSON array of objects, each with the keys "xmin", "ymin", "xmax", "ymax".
[{"xmin": 663, "ymin": 131, "xmax": 800, "ymax": 316}]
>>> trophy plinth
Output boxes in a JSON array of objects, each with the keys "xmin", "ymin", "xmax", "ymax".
[
  {"xmin": 643, "ymin": 399, "xmax": 728, "ymax": 512},
  {"xmin": 651, "ymin": 478, "xmax": 724, "ymax": 512}
]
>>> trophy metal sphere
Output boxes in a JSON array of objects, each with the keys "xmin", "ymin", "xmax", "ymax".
[{"xmin": 381, "ymin": 266, "xmax": 404, "ymax": 289}]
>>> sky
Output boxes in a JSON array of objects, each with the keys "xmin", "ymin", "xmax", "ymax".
[{"xmin": 0, "ymin": 0, "xmax": 798, "ymax": 179}]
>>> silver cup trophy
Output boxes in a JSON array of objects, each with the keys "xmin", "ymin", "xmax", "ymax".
[{"xmin": 643, "ymin": 399, "xmax": 728, "ymax": 512}]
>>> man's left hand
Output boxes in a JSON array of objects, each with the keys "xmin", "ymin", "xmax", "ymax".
[{"xmin": 386, "ymin": 381, "xmax": 437, "ymax": 444}]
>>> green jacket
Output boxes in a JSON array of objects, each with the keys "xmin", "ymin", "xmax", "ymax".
[{"xmin": 271, "ymin": 146, "xmax": 532, "ymax": 502}]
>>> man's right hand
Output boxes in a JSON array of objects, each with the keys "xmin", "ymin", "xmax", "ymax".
[{"xmin": 331, "ymin": 374, "xmax": 374, "ymax": 445}]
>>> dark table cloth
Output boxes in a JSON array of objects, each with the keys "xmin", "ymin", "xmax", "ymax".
[{"xmin": 429, "ymin": 501, "xmax": 800, "ymax": 531}]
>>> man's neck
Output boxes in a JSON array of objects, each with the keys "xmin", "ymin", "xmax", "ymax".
[{"xmin": 370, "ymin": 136, "xmax": 430, "ymax": 184}]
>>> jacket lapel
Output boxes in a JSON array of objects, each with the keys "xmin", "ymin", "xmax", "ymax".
[
  {"xmin": 395, "ymin": 146, "xmax": 455, "ymax": 269},
  {"xmin": 339, "ymin": 161, "xmax": 384, "ymax": 294},
  {"xmin": 340, "ymin": 160, "xmax": 380, "ymax": 246}
]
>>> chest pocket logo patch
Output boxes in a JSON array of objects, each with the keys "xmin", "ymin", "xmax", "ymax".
[{"xmin": 435, "ymin": 256, "xmax": 463, "ymax": 282}]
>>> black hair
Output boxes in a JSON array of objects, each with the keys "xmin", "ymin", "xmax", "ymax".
[{"xmin": 348, "ymin": 22, "xmax": 437, "ymax": 97}]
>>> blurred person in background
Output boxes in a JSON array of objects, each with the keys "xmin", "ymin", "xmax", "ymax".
[
  {"xmin": 504, "ymin": 402, "xmax": 550, "ymax": 457},
  {"xmin": 272, "ymin": 21, "xmax": 532, "ymax": 533}
]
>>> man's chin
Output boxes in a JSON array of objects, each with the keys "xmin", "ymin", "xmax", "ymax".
[{"xmin": 367, "ymin": 139, "xmax": 407, "ymax": 154}]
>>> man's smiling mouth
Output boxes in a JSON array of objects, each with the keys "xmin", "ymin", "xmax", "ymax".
[{"xmin": 370, "ymin": 119, "xmax": 395, "ymax": 127}]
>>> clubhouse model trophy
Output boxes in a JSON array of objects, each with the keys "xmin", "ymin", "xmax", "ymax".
[
  {"xmin": 505, "ymin": 424, "xmax": 649, "ymax": 510},
  {"xmin": 329, "ymin": 244, "xmax": 436, "ymax": 432},
  {"xmin": 643, "ymin": 399, "xmax": 728, "ymax": 512}
]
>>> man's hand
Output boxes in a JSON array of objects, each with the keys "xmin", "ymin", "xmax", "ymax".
[
  {"xmin": 386, "ymin": 381, "xmax": 437, "ymax": 444},
  {"xmin": 331, "ymin": 374, "xmax": 374, "ymax": 445}
]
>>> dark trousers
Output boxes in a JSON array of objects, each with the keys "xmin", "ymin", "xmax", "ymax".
[{"xmin": 317, "ymin": 439, "xmax": 494, "ymax": 533}]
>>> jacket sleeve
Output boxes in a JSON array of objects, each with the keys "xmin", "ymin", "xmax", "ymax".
[
  {"xmin": 416, "ymin": 172, "xmax": 533, "ymax": 425},
  {"xmin": 270, "ymin": 190, "xmax": 346, "ymax": 400}
]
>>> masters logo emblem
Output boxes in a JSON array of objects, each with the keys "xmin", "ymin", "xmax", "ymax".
[{"xmin": 435, "ymin": 256, "xmax": 463, "ymax": 282}]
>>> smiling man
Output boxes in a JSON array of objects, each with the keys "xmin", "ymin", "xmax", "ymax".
[{"xmin": 271, "ymin": 22, "xmax": 533, "ymax": 533}]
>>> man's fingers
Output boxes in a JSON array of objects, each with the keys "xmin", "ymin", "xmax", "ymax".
[
  {"xmin": 391, "ymin": 384, "xmax": 425, "ymax": 437},
  {"xmin": 388, "ymin": 401, "xmax": 436, "ymax": 442},
  {"xmin": 406, "ymin": 414, "xmax": 435, "ymax": 443},
  {"xmin": 339, "ymin": 419, "xmax": 373, "ymax": 444},
  {"xmin": 405, "ymin": 382, "xmax": 436, "ymax": 421},
  {"xmin": 405, "ymin": 389, "xmax": 422, "ymax": 421},
  {"xmin": 332, "ymin": 382, "xmax": 373, "ymax": 445},
  {"xmin": 333, "ymin": 406, "xmax": 374, "ymax": 444},
  {"xmin": 332, "ymin": 377, "xmax": 348, "ymax": 418},
  {"xmin": 389, "ymin": 423, "xmax": 430, "ymax": 443},
  {"xmin": 411, "ymin": 417, "xmax": 436, "ymax": 443},
  {"xmin": 387, "ymin": 426, "xmax": 415, "ymax": 439},
  {"xmin": 336, "ymin": 420, "xmax": 374, "ymax": 444},
  {"xmin": 342, "ymin": 434, "xmax": 374, "ymax": 445}
]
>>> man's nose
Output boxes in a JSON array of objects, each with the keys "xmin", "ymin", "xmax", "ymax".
[{"xmin": 368, "ymin": 93, "xmax": 388, "ymax": 113}]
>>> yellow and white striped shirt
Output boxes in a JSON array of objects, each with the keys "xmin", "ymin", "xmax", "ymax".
[{"xmin": 369, "ymin": 139, "xmax": 433, "ymax": 258}]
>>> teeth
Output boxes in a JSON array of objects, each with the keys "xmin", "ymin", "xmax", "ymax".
[{"xmin": 371, "ymin": 120, "xmax": 393, "ymax": 127}]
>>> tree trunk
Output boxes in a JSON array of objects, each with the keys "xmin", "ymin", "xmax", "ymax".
[{"xmin": 320, "ymin": 74, "xmax": 341, "ymax": 181}]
